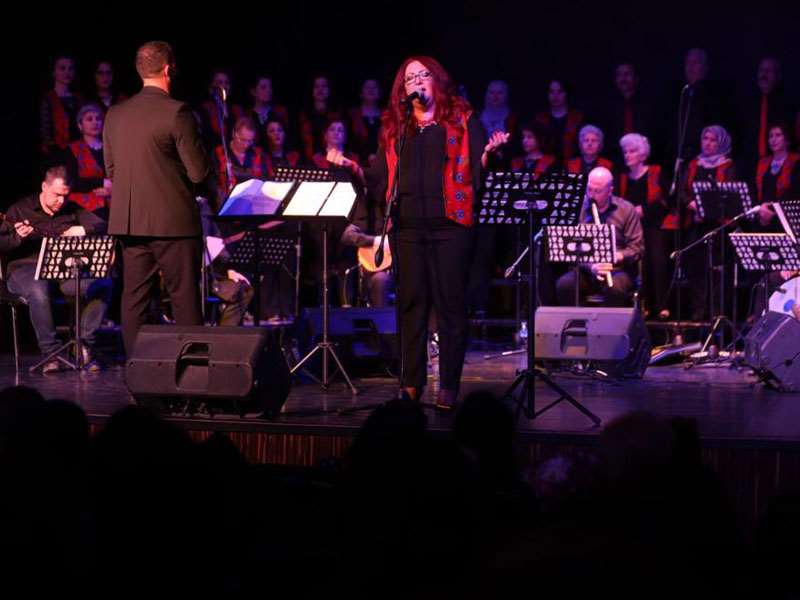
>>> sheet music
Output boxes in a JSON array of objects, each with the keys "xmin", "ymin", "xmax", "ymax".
[
  {"xmin": 282, "ymin": 181, "xmax": 335, "ymax": 216},
  {"xmin": 319, "ymin": 182, "xmax": 357, "ymax": 217},
  {"xmin": 204, "ymin": 236, "xmax": 226, "ymax": 266},
  {"xmin": 218, "ymin": 179, "xmax": 289, "ymax": 216}
]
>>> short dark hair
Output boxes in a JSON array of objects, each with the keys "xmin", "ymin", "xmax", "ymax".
[
  {"xmin": 135, "ymin": 41, "xmax": 174, "ymax": 79},
  {"xmin": 43, "ymin": 165, "xmax": 68, "ymax": 184}
]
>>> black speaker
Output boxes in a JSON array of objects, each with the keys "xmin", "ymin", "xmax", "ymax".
[
  {"xmin": 295, "ymin": 307, "xmax": 397, "ymax": 371},
  {"xmin": 126, "ymin": 326, "xmax": 290, "ymax": 417},
  {"xmin": 745, "ymin": 311, "xmax": 800, "ymax": 392},
  {"xmin": 534, "ymin": 306, "xmax": 651, "ymax": 378}
]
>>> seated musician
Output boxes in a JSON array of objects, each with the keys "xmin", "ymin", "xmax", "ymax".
[
  {"xmin": 555, "ymin": 167, "xmax": 644, "ymax": 307},
  {"xmin": 0, "ymin": 166, "xmax": 112, "ymax": 372},
  {"xmin": 198, "ymin": 198, "xmax": 256, "ymax": 326},
  {"xmin": 340, "ymin": 189, "xmax": 394, "ymax": 308}
]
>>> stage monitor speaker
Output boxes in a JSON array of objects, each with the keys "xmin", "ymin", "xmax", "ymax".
[
  {"xmin": 744, "ymin": 311, "xmax": 800, "ymax": 392},
  {"xmin": 295, "ymin": 307, "xmax": 397, "ymax": 371},
  {"xmin": 126, "ymin": 325, "xmax": 290, "ymax": 417},
  {"xmin": 534, "ymin": 306, "xmax": 651, "ymax": 378}
]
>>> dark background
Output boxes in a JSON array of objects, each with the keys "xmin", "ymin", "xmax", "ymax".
[{"xmin": 3, "ymin": 0, "xmax": 800, "ymax": 201}]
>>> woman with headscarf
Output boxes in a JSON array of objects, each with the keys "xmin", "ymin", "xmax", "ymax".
[{"xmin": 683, "ymin": 125, "xmax": 737, "ymax": 321}]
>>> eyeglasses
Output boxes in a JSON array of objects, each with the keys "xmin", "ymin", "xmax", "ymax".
[{"xmin": 404, "ymin": 70, "xmax": 432, "ymax": 84}]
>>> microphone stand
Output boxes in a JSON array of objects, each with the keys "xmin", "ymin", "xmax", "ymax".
[
  {"xmin": 664, "ymin": 84, "xmax": 693, "ymax": 344},
  {"xmin": 214, "ymin": 87, "xmax": 234, "ymax": 195},
  {"xmin": 670, "ymin": 207, "xmax": 754, "ymax": 364}
]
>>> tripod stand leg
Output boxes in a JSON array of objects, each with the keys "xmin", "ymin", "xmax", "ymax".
[
  {"xmin": 326, "ymin": 343, "xmax": 358, "ymax": 395},
  {"xmin": 29, "ymin": 340, "xmax": 78, "ymax": 373},
  {"xmin": 290, "ymin": 344, "xmax": 322, "ymax": 374},
  {"xmin": 534, "ymin": 369, "xmax": 602, "ymax": 425}
]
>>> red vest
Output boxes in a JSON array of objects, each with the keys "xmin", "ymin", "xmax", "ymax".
[
  {"xmin": 755, "ymin": 153, "xmax": 800, "ymax": 202},
  {"xmin": 510, "ymin": 154, "xmax": 556, "ymax": 179},
  {"xmin": 384, "ymin": 112, "xmax": 475, "ymax": 227},
  {"xmin": 566, "ymin": 156, "xmax": 614, "ymax": 175},
  {"xmin": 663, "ymin": 158, "xmax": 734, "ymax": 230},
  {"xmin": 618, "ymin": 165, "xmax": 664, "ymax": 206},
  {"xmin": 46, "ymin": 90, "xmax": 72, "ymax": 151},
  {"xmin": 67, "ymin": 140, "xmax": 106, "ymax": 212},
  {"xmin": 215, "ymin": 145, "xmax": 266, "ymax": 191}
]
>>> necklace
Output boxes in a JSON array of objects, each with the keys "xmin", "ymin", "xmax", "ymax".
[{"xmin": 416, "ymin": 117, "xmax": 437, "ymax": 132}]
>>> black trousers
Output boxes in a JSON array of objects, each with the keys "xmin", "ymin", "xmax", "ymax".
[
  {"xmin": 119, "ymin": 236, "xmax": 202, "ymax": 356},
  {"xmin": 392, "ymin": 225, "xmax": 474, "ymax": 391},
  {"xmin": 642, "ymin": 226, "xmax": 672, "ymax": 314},
  {"xmin": 556, "ymin": 268, "xmax": 634, "ymax": 307}
]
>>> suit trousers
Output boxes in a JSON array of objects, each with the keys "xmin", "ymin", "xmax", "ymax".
[{"xmin": 119, "ymin": 236, "xmax": 202, "ymax": 355}]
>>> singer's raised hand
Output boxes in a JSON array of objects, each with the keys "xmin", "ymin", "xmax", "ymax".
[
  {"xmin": 484, "ymin": 131, "xmax": 510, "ymax": 154},
  {"xmin": 326, "ymin": 148, "xmax": 350, "ymax": 168}
]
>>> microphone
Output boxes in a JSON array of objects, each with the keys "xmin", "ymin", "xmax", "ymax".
[
  {"xmin": 401, "ymin": 91, "xmax": 421, "ymax": 105},
  {"xmin": 217, "ymin": 85, "xmax": 228, "ymax": 103},
  {"xmin": 743, "ymin": 204, "xmax": 762, "ymax": 218}
]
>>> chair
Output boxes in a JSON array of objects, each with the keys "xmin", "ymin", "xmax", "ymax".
[{"xmin": 0, "ymin": 259, "xmax": 26, "ymax": 373}]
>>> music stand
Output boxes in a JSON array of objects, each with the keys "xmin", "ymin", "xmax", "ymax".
[
  {"xmin": 278, "ymin": 176, "xmax": 359, "ymax": 394},
  {"xmin": 692, "ymin": 181, "xmax": 753, "ymax": 223},
  {"xmin": 690, "ymin": 180, "xmax": 754, "ymax": 353},
  {"xmin": 478, "ymin": 172, "xmax": 531, "ymax": 360},
  {"xmin": 500, "ymin": 172, "xmax": 600, "ymax": 425},
  {"xmin": 773, "ymin": 199, "xmax": 800, "ymax": 243},
  {"xmin": 547, "ymin": 223, "xmax": 617, "ymax": 306},
  {"xmin": 730, "ymin": 232, "xmax": 800, "ymax": 318},
  {"xmin": 29, "ymin": 235, "xmax": 114, "ymax": 373}
]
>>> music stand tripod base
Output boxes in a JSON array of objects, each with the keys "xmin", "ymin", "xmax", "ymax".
[{"xmin": 29, "ymin": 235, "xmax": 114, "ymax": 373}]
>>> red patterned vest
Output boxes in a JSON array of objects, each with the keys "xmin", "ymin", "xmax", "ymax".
[{"xmin": 67, "ymin": 140, "xmax": 106, "ymax": 212}]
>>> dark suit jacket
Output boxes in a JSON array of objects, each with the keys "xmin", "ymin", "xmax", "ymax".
[{"xmin": 103, "ymin": 86, "xmax": 209, "ymax": 237}]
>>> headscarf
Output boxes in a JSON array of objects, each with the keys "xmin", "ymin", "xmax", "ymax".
[{"xmin": 697, "ymin": 125, "xmax": 732, "ymax": 169}]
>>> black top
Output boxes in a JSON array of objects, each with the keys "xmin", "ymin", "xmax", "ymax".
[
  {"xmin": 0, "ymin": 194, "xmax": 107, "ymax": 273},
  {"xmin": 364, "ymin": 113, "xmax": 487, "ymax": 230},
  {"xmin": 622, "ymin": 168, "xmax": 669, "ymax": 227},
  {"xmin": 550, "ymin": 115, "xmax": 567, "ymax": 161}
]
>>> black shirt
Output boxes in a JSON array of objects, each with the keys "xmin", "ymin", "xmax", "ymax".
[
  {"xmin": 398, "ymin": 123, "xmax": 447, "ymax": 225},
  {"xmin": 0, "ymin": 194, "xmax": 107, "ymax": 273}
]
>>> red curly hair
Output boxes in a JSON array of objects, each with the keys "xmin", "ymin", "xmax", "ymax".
[{"xmin": 380, "ymin": 55, "xmax": 471, "ymax": 146}]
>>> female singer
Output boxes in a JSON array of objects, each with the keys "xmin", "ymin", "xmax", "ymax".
[{"xmin": 329, "ymin": 56, "xmax": 508, "ymax": 409}]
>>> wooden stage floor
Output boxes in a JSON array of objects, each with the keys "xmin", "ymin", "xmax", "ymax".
[{"xmin": 3, "ymin": 348, "xmax": 800, "ymax": 449}]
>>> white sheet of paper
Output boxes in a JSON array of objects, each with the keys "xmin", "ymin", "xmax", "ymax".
[
  {"xmin": 319, "ymin": 182, "xmax": 357, "ymax": 217},
  {"xmin": 218, "ymin": 179, "xmax": 289, "ymax": 216},
  {"xmin": 204, "ymin": 236, "xmax": 226, "ymax": 265},
  {"xmin": 282, "ymin": 181, "xmax": 335, "ymax": 216}
]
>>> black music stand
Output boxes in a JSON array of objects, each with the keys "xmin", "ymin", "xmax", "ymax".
[
  {"xmin": 773, "ymin": 199, "xmax": 800, "ymax": 243},
  {"xmin": 692, "ymin": 180, "xmax": 754, "ymax": 335},
  {"xmin": 547, "ymin": 223, "xmax": 617, "ymax": 307},
  {"xmin": 226, "ymin": 231, "xmax": 294, "ymax": 321},
  {"xmin": 279, "ymin": 176, "xmax": 359, "ymax": 395},
  {"xmin": 730, "ymin": 232, "xmax": 800, "ymax": 317},
  {"xmin": 215, "ymin": 177, "xmax": 295, "ymax": 323},
  {"xmin": 500, "ymin": 172, "xmax": 600, "ymax": 424},
  {"xmin": 680, "ymin": 181, "xmax": 753, "ymax": 359},
  {"xmin": 479, "ymin": 171, "xmax": 530, "ymax": 360},
  {"xmin": 29, "ymin": 235, "xmax": 114, "ymax": 373}
]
